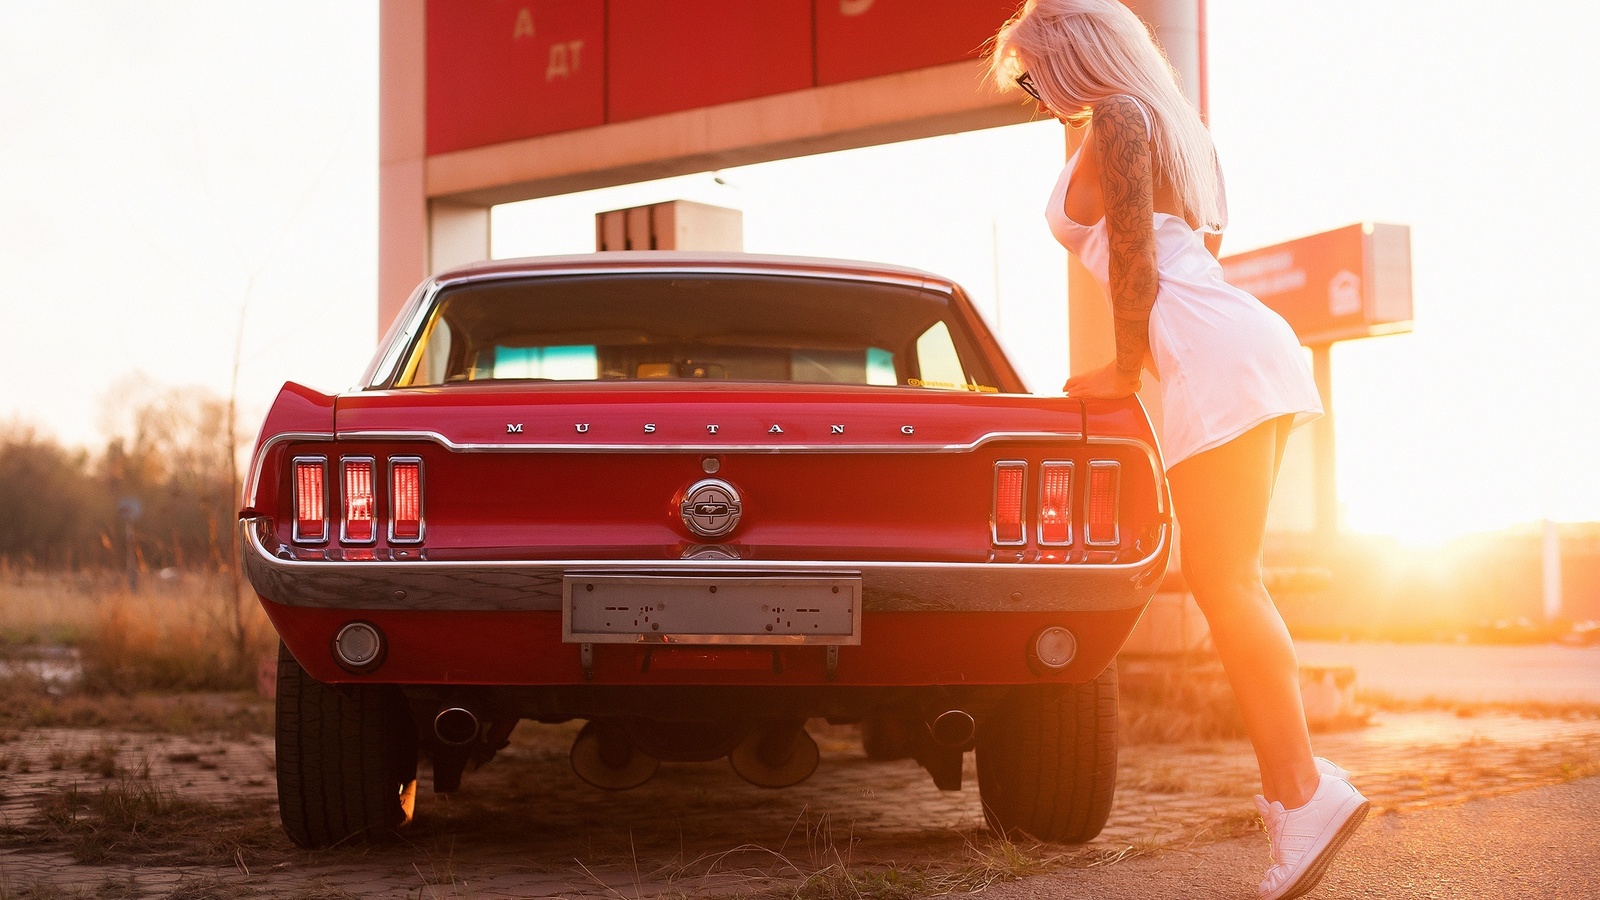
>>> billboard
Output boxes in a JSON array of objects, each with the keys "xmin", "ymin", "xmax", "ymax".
[
  {"xmin": 1221, "ymin": 223, "xmax": 1413, "ymax": 346},
  {"xmin": 424, "ymin": 0, "xmax": 1020, "ymax": 156}
]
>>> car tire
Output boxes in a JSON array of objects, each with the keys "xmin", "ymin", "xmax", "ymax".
[
  {"xmin": 275, "ymin": 643, "xmax": 418, "ymax": 848},
  {"xmin": 975, "ymin": 664, "xmax": 1118, "ymax": 843}
]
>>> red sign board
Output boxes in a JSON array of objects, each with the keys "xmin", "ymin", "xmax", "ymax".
[
  {"xmin": 426, "ymin": 0, "xmax": 605, "ymax": 155},
  {"xmin": 606, "ymin": 0, "xmax": 813, "ymax": 123},
  {"xmin": 1220, "ymin": 223, "xmax": 1413, "ymax": 346},
  {"xmin": 815, "ymin": 0, "xmax": 1018, "ymax": 86},
  {"xmin": 423, "ymin": 1, "xmax": 1022, "ymax": 155}
]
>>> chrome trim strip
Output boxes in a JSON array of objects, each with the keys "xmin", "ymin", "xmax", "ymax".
[
  {"xmin": 1084, "ymin": 461, "xmax": 1122, "ymax": 548},
  {"xmin": 339, "ymin": 457, "xmax": 378, "ymax": 546},
  {"xmin": 245, "ymin": 432, "xmax": 335, "ymax": 508},
  {"xmin": 991, "ymin": 460, "xmax": 1027, "ymax": 547},
  {"xmin": 386, "ymin": 456, "xmax": 425, "ymax": 545},
  {"xmin": 239, "ymin": 517, "xmax": 1169, "ymax": 614},
  {"xmin": 289, "ymin": 456, "xmax": 328, "ymax": 545},
  {"xmin": 335, "ymin": 429, "xmax": 1085, "ymax": 455},
  {"xmin": 1036, "ymin": 460, "xmax": 1074, "ymax": 547}
]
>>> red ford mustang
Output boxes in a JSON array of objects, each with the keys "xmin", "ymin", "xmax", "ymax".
[{"xmin": 239, "ymin": 252, "xmax": 1170, "ymax": 848}]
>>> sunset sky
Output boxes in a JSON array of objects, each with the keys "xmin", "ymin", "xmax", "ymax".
[{"xmin": 2, "ymin": 2, "xmax": 1597, "ymax": 544}]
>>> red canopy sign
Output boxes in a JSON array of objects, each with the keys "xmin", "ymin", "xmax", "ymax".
[{"xmin": 1221, "ymin": 223, "xmax": 1413, "ymax": 346}]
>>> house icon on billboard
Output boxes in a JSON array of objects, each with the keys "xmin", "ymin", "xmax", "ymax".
[{"xmin": 1328, "ymin": 270, "xmax": 1362, "ymax": 317}]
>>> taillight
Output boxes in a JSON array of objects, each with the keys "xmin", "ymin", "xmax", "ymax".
[
  {"xmin": 292, "ymin": 457, "xmax": 327, "ymax": 543},
  {"xmin": 1086, "ymin": 461, "xmax": 1121, "ymax": 546},
  {"xmin": 341, "ymin": 457, "xmax": 376, "ymax": 544},
  {"xmin": 389, "ymin": 458, "xmax": 423, "ymax": 542},
  {"xmin": 1038, "ymin": 461, "xmax": 1073, "ymax": 545},
  {"xmin": 993, "ymin": 461, "xmax": 1026, "ymax": 545}
]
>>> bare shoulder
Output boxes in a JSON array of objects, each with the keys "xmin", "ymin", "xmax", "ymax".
[{"xmin": 1090, "ymin": 95, "xmax": 1148, "ymax": 148}]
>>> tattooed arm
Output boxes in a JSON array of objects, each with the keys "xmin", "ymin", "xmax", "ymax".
[{"xmin": 1062, "ymin": 94, "xmax": 1154, "ymax": 399}]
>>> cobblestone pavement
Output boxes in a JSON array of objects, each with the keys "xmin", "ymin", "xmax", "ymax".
[{"xmin": 0, "ymin": 710, "xmax": 1597, "ymax": 898}]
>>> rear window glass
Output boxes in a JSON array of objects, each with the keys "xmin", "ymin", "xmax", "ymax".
[{"xmin": 395, "ymin": 273, "xmax": 999, "ymax": 392}]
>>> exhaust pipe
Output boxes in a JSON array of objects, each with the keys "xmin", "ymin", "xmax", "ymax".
[
  {"xmin": 929, "ymin": 710, "xmax": 976, "ymax": 748},
  {"xmin": 434, "ymin": 707, "xmax": 480, "ymax": 746}
]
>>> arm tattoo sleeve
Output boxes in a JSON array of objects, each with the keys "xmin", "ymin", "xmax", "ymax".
[{"xmin": 1093, "ymin": 96, "xmax": 1158, "ymax": 376}]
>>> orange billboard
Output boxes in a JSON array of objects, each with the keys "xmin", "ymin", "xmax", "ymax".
[{"xmin": 1221, "ymin": 223, "xmax": 1413, "ymax": 346}]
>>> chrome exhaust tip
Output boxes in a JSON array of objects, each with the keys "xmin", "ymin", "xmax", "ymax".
[
  {"xmin": 929, "ymin": 710, "xmax": 976, "ymax": 747},
  {"xmin": 433, "ymin": 707, "xmax": 480, "ymax": 746}
]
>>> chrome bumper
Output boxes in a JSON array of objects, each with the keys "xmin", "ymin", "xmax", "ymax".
[{"xmin": 238, "ymin": 517, "xmax": 1168, "ymax": 614}]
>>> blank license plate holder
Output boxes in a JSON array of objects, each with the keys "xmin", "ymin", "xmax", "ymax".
[{"xmin": 562, "ymin": 574, "xmax": 861, "ymax": 645}]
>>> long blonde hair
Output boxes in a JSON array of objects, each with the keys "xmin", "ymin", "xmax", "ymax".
[{"xmin": 990, "ymin": 0, "xmax": 1222, "ymax": 229}]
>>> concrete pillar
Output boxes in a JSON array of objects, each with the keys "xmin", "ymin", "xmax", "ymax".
[
  {"xmin": 378, "ymin": 0, "xmax": 427, "ymax": 338},
  {"xmin": 428, "ymin": 200, "xmax": 492, "ymax": 274}
]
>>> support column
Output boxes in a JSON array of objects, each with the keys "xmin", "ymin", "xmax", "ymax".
[
  {"xmin": 428, "ymin": 200, "xmax": 492, "ymax": 274},
  {"xmin": 1311, "ymin": 344, "xmax": 1338, "ymax": 540},
  {"xmin": 378, "ymin": 0, "xmax": 427, "ymax": 337}
]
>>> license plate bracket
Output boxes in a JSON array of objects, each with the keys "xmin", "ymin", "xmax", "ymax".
[{"xmin": 562, "ymin": 574, "xmax": 861, "ymax": 645}]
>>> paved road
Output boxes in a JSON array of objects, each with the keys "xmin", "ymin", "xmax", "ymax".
[
  {"xmin": 984, "ymin": 776, "xmax": 1600, "ymax": 899},
  {"xmin": 1295, "ymin": 640, "xmax": 1600, "ymax": 706}
]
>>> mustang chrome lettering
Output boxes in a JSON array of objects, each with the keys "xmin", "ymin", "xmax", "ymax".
[
  {"xmin": 706, "ymin": 424, "xmax": 720, "ymax": 434},
  {"xmin": 679, "ymin": 479, "xmax": 742, "ymax": 539},
  {"xmin": 831, "ymin": 425, "xmax": 845, "ymax": 434},
  {"xmin": 644, "ymin": 423, "xmax": 656, "ymax": 433},
  {"xmin": 506, "ymin": 423, "xmax": 522, "ymax": 434},
  {"xmin": 575, "ymin": 423, "xmax": 589, "ymax": 433},
  {"xmin": 901, "ymin": 425, "xmax": 915, "ymax": 435},
  {"xmin": 769, "ymin": 425, "xmax": 784, "ymax": 434}
]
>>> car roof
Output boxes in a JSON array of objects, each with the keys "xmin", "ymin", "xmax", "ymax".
[{"xmin": 429, "ymin": 251, "xmax": 959, "ymax": 293}]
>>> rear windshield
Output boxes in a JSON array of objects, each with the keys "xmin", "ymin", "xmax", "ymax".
[{"xmin": 394, "ymin": 273, "xmax": 1002, "ymax": 393}]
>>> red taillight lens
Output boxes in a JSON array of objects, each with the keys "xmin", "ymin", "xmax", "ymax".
[
  {"xmin": 342, "ymin": 458, "xmax": 376, "ymax": 544},
  {"xmin": 390, "ymin": 459, "xmax": 422, "ymax": 542},
  {"xmin": 1086, "ymin": 462, "xmax": 1120, "ymax": 545},
  {"xmin": 1039, "ymin": 462, "xmax": 1073, "ymax": 545},
  {"xmin": 292, "ymin": 458, "xmax": 326, "ymax": 542},
  {"xmin": 993, "ymin": 462, "xmax": 1026, "ymax": 545}
]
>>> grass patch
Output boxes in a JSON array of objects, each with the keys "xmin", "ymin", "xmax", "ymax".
[
  {"xmin": 0, "ymin": 569, "xmax": 275, "ymax": 695},
  {"xmin": 1357, "ymin": 690, "xmax": 1600, "ymax": 720},
  {"xmin": 0, "ymin": 676, "xmax": 271, "ymax": 738},
  {"xmin": 13, "ymin": 777, "xmax": 284, "ymax": 867},
  {"xmin": 1119, "ymin": 664, "xmax": 1247, "ymax": 744}
]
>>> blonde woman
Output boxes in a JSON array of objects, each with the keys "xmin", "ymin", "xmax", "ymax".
[{"xmin": 991, "ymin": 2, "xmax": 1367, "ymax": 897}]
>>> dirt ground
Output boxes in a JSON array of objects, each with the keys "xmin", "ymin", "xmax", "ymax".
[{"xmin": 1, "ymin": 703, "xmax": 1597, "ymax": 899}]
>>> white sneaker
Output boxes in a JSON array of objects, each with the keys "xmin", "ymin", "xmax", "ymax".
[
  {"xmin": 1313, "ymin": 757, "xmax": 1351, "ymax": 781},
  {"xmin": 1255, "ymin": 773, "xmax": 1370, "ymax": 900}
]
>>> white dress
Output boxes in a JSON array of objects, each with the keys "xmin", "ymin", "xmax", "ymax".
[{"xmin": 1045, "ymin": 107, "xmax": 1322, "ymax": 470}]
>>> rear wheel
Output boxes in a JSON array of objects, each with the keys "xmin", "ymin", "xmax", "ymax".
[
  {"xmin": 975, "ymin": 665, "xmax": 1118, "ymax": 843},
  {"xmin": 275, "ymin": 643, "xmax": 418, "ymax": 848}
]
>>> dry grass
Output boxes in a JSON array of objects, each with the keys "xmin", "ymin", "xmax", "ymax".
[
  {"xmin": 1357, "ymin": 689, "xmax": 1600, "ymax": 720},
  {"xmin": 14, "ymin": 776, "xmax": 284, "ymax": 867},
  {"xmin": 0, "ymin": 677, "xmax": 272, "ymax": 738},
  {"xmin": 0, "ymin": 569, "xmax": 275, "ymax": 694},
  {"xmin": 1119, "ymin": 664, "xmax": 1247, "ymax": 745}
]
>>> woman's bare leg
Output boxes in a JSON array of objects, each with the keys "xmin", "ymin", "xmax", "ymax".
[{"xmin": 1168, "ymin": 417, "xmax": 1319, "ymax": 808}]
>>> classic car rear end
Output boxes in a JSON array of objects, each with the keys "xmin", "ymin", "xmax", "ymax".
[{"xmin": 240, "ymin": 253, "xmax": 1169, "ymax": 848}]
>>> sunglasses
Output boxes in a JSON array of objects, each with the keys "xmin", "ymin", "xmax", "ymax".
[{"xmin": 1016, "ymin": 72, "xmax": 1042, "ymax": 103}]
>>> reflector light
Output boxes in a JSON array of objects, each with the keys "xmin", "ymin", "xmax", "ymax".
[
  {"xmin": 1038, "ymin": 462, "xmax": 1073, "ymax": 545},
  {"xmin": 292, "ymin": 458, "xmax": 326, "ymax": 543},
  {"xmin": 390, "ymin": 458, "xmax": 423, "ymax": 542},
  {"xmin": 1086, "ymin": 462, "xmax": 1121, "ymax": 546},
  {"xmin": 993, "ymin": 462, "xmax": 1026, "ymax": 545},
  {"xmin": 341, "ymin": 458, "xmax": 376, "ymax": 544}
]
